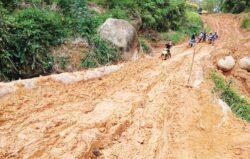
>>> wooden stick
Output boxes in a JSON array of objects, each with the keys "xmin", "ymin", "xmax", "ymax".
[{"xmin": 187, "ymin": 46, "xmax": 196, "ymax": 85}]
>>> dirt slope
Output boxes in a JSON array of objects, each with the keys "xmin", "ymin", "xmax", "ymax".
[
  {"xmin": 203, "ymin": 14, "xmax": 250, "ymax": 97},
  {"xmin": 0, "ymin": 14, "xmax": 250, "ymax": 159}
]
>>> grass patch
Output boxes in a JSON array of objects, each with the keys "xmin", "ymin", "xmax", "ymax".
[
  {"xmin": 81, "ymin": 51, "xmax": 97, "ymax": 68},
  {"xmin": 241, "ymin": 18, "xmax": 250, "ymax": 29},
  {"xmin": 139, "ymin": 37, "xmax": 150, "ymax": 54},
  {"xmin": 81, "ymin": 36, "xmax": 118, "ymax": 68},
  {"xmin": 212, "ymin": 72, "xmax": 250, "ymax": 122},
  {"xmin": 59, "ymin": 56, "xmax": 68, "ymax": 70},
  {"xmin": 161, "ymin": 31, "xmax": 185, "ymax": 44}
]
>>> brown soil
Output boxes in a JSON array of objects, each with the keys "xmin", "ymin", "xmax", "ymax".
[
  {"xmin": 203, "ymin": 14, "xmax": 250, "ymax": 97},
  {"xmin": 52, "ymin": 39, "xmax": 88, "ymax": 73},
  {"xmin": 0, "ymin": 14, "xmax": 250, "ymax": 159}
]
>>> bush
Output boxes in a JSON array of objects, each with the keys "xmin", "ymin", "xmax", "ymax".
[
  {"xmin": 143, "ymin": 32, "xmax": 160, "ymax": 42},
  {"xmin": 81, "ymin": 51, "xmax": 97, "ymax": 68},
  {"xmin": 0, "ymin": 8, "xmax": 65, "ymax": 80},
  {"xmin": 221, "ymin": 0, "xmax": 250, "ymax": 13},
  {"xmin": 97, "ymin": 8, "xmax": 129, "ymax": 21},
  {"xmin": 82, "ymin": 36, "xmax": 118, "ymax": 68},
  {"xmin": 161, "ymin": 31, "xmax": 184, "ymax": 43},
  {"xmin": 138, "ymin": 0, "xmax": 186, "ymax": 31},
  {"xmin": 0, "ymin": 0, "xmax": 19, "ymax": 11},
  {"xmin": 202, "ymin": 0, "xmax": 221, "ymax": 13},
  {"xmin": 0, "ymin": 0, "xmax": 205, "ymax": 79},
  {"xmin": 241, "ymin": 18, "xmax": 250, "ymax": 29},
  {"xmin": 59, "ymin": 56, "xmax": 68, "ymax": 69},
  {"xmin": 160, "ymin": 11, "xmax": 203, "ymax": 43},
  {"xmin": 59, "ymin": 0, "xmax": 96, "ymax": 38},
  {"xmin": 184, "ymin": 11, "xmax": 203, "ymax": 35},
  {"xmin": 90, "ymin": 0, "xmax": 137, "ymax": 10},
  {"xmin": 91, "ymin": 0, "xmax": 187, "ymax": 31},
  {"xmin": 91, "ymin": 8, "xmax": 130, "ymax": 31},
  {"xmin": 58, "ymin": 0, "xmax": 121, "ymax": 69},
  {"xmin": 139, "ymin": 37, "xmax": 150, "ymax": 54},
  {"xmin": 212, "ymin": 73, "xmax": 250, "ymax": 122}
]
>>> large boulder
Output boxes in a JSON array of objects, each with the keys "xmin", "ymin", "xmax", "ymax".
[
  {"xmin": 239, "ymin": 57, "xmax": 250, "ymax": 72},
  {"xmin": 217, "ymin": 56, "xmax": 236, "ymax": 71},
  {"xmin": 99, "ymin": 18, "xmax": 139, "ymax": 60}
]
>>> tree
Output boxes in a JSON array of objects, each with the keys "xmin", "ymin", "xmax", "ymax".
[
  {"xmin": 203, "ymin": 0, "xmax": 221, "ymax": 13},
  {"xmin": 0, "ymin": 0, "xmax": 19, "ymax": 11},
  {"xmin": 221, "ymin": 0, "xmax": 249, "ymax": 13},
  {"xmin": 92, "ymin": 0, "xmax": 187, "ymax": 31}
]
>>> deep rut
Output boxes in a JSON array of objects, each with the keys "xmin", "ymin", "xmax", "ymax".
[{"xmin": 0, "ymin": 14, "xmax": 250, "ymax": 159}]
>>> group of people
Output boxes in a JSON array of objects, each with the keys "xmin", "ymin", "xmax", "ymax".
[
  {"xmin": 189, "ymin": 31, "xmax": 218, "ymax": 47},
  {"xmin": 161, "ymin": 31, "xmax": 219, "ymax": 60}
]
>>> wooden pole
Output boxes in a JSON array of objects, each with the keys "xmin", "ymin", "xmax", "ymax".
[{"xmin": 187, "ymin": 46, "xmax": 196, "ymax": 85}]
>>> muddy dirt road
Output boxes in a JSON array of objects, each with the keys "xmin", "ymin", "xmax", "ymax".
[{"xmin": 0, "ymin": 14, "xmax": 250, "ymax": 159}]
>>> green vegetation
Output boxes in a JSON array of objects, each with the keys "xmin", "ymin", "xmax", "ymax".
[
  {"xmin": 143, "ymin": 32, "xmax": 161, "ymax": 42},
  {"xmin": 96, "ymin": 8, "xmax": 129, "ymax": 21},
  {"xmin": 241, "ymin": 18, "xmax": 250, "ymax": 29},
  {"xmin": 202, "ymin": 0, "xmax": 221, "ymax": 13},
  {"xmin": 221, "ymin": 0, "xmax": 250, "ymax": 13},
  {"xmin": 212, "ymin": 73, "xmax": 250, "ymax": 122},
  {"xmin": 58, "ymin": 0, "xmax": 119, "ymax": 69},
  {"xmin": 0, "ymin": 7, "xmax": 65, "ymax": 80},
  {"xmin": 161, "ymin": 10, "xmax": 203, "ymax": 43},
  {"xmin": 82, "ymin": 36, "xmax": 118, "ymax": 68},
  {"xmin": 0, "ymin": 0, "xmax": 118, "ymax": 80},
  {"xmin": 139, "ymin": 37, "xmax": 150, "ymax": 54},
  {"xmin": 184, "ymin": 11, "xmax": 203, "ymax": 35},
  {"xmin": 161, "ymin": 31, "xmax": 184, "ymax": 44},
  {"xmin": 90, "ymin": 0, "xmax": 188, "ymax": 31},
  {"xmin": 139, "ymin": 0, "xmax": 187, "ymax": 31},
  {"xmin": 59, "ymin": 56, "xmax": 68, "ymax": 70},
  {"xmin": 0, "ymin": 0, "xmax": 204, "ymax": 80},
  {"xmin": 191, "ymin": 0, "xmax": 250, "ymax": 13}
]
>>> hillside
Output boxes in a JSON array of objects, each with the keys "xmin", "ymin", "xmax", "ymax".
[
  {"xmin": 0, "ymin": 14, "xmax": 249, "ymax": 159},
  {"xmin": 0, "ymin": 0, "xmax": 202, "ymax": 81}
]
